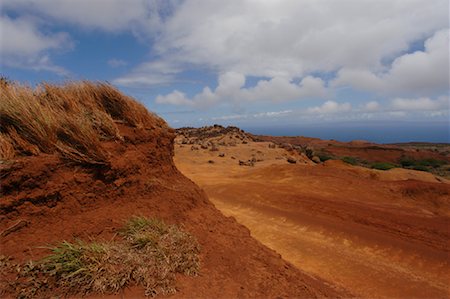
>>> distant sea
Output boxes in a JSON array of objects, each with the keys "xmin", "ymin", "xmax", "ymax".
[{"xmin": 242, "ymin": 121, "xmax": 450, "ymax": 144}]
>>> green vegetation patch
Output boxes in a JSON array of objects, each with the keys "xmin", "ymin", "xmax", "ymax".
[
  {"xmin": 399, "ymin": 157, "xmax": 447, "ymax": 173},
  {"xmin": 399, "ymin": 157, "xmax": 446, "ymax": 168},
  {"xmin": 5, "ymin": 217, "xmax": 200, "ymax": 298},
  {"xmin": 371, "ymin": 162, "xmax": 396, "ymax": 171},
  {"xmin": 317, "ymin": 152, "xmax": 333, "ymax": 162},
  {"xmin": 341, "ymin": 156, "xmax": 359, "ymax": 165}
]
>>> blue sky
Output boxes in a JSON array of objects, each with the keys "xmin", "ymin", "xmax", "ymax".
[{"xmin": 1, "ymin": 0, "xmax": 449, "ymax": 141}]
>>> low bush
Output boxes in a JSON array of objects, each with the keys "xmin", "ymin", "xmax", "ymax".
[
  {"xmin": 399, "ymin": 157, "xmax": 447, "ymax": 170},
  {"xmin": 341, "ymin": 156, "xmax": 358, "ymax": 165},
  {"xmin": 371, "ymin": 162, "xmax": 396, "ymax": 171},
  {"xmin": 6, "ymin": 216, "xmax": 200, "ymax": 298},
  {"xmin": 317, "ymin": 152, "xmax": 332, "ymax": 162},
  {"xmin": 412, "ymin": 165, "xmax": 429, "ymax": 172}
]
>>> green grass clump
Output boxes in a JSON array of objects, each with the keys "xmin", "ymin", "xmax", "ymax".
[
  {"xmin": 341, "ymin": 156, "xmax": 358, "ymax": 165},
  {"xmin": 412, "ymin": 165, "xmax": 429, "ymax": 172},
  {"xmin": 8, "ymin": 217, "xmax": 200, "ymax": 298},
  {"xmin": 317, "ymin": 152, "xmax": 332, "ymax": 162},
  {"xmin": 398, "ymin": 157, "xmax": 448, "ymax": 173},
  {"xmin": 371, "ymin": 162, "xmax": 396, "ymax": 170}
]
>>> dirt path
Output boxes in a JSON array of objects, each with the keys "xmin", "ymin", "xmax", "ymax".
[{"xmin": 175, "ymin": 143, "xmax": 450, "ymax": 298}]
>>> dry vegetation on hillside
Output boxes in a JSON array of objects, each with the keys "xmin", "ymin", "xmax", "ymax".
[
  {"xmin": 0, "ymin": 80, "xmax": 163, "ymax": 165},
  {"xmin": 1, "ymin": 216, "xmax": 200, "ymax": 298}
]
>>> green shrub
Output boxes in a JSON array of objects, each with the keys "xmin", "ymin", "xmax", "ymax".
[
  {"xmin": 317, "ymin": 153, "xmax": 332, "ymax": 162},
  {"xmin": 341, "ymin": 156, "xmax": 358, "ymax": 165},
  {"xmin": 399, "ymin": 157, "xmax": 447, "ymax": 169},
  {"xmin": 412, "ymin": 165, "xmax": 429, "ymax": 172},
  {"xmin": 371, "ymin": 162, "xmax": 396, "ymax": 170}
]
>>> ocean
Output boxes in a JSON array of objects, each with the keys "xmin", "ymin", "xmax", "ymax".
[{"xmin": 242, "ymin": 121, "xmax": 450, "ymax": 144}]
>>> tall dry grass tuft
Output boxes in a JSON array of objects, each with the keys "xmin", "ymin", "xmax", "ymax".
[{"xmin": 0, "ymin": 80, "xmax": 162, "ymax": 164}]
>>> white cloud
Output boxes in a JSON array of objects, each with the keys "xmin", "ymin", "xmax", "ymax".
[
  {"xmin": 391, "ymin": 96, "xmax": 449, "ymax": 111},
  {"xmin": 253, "ymin": 110, "xmax": 293, "ymax": 118},
  {"xmin": 155, "ymin": 73, "xmax": 327, "ymax": 107},
  {"xmin": 1, "ymin": 0, "xmax": 175, "ymax": 34},
  {"xmin": 155, "ymin": 90, "xmax": 192, "ymax": 105},
  {"xmin": 117, "ymin": 0, "xmax": 448, "ymax": 110},
  {"xmin": 0, "ymin": 15, "xmax": 70, "ymax": 74},
  {"xmin": 363, "ymin": 101, "xmax": 381, "ymax": 112},
  {"xmin": 156, "ymin": 86, "xmax": 218, "ymax": 108},
  {"xmin": 333, "ymin": 29, "xmax": 450, "ymax": 96},
  {"xmin": 307, "ymin": 101, "xmax": 352, "ymax": 114},
  {"xmin": 107, "ymin": 59, "xmax": 127, "ymax": 68},
  {"xmin": 3, "ymin": 0, "xmax": 448, "ymax": 116},
  {"xmin": 114, "ymin": 60, "xmax": 182, "ymax": 86},
  {"xmin": 153, "ymin": 0, "xmax": 447, "ymax": 78}
]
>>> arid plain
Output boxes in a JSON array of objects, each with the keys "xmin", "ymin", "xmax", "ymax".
[{"xmin": 174, "ymin": 126, "xmax": 450, "ymax": 298}]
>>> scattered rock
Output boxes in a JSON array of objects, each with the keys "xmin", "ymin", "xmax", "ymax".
[
  {"xmin": 210, "ymin": 144, "xmax": 219, "ymax": 151},
  {"xmin": 312, "ymin": 156, "xmax": 321, "ymax": 163},
  {"xmin": 287, "ymin": 157, "xmax": 297, "ymax": 164},
  {"xmin": 218, "ymin": 153, "xmax": 225, "ymax": 157},
  {"xmin": 1, "ymin": 220, "xmax": 29, "ymax": 237},
  {"xmin": 231, "ymin": 156, "xmax": 236, "ymax": 160},
  {"xmin": 201, "ymin": 144, "xmax": 208, "ymax": 149},
  {"xmin": 268, "ymin": 143, "xmax": 276, "ymax": 149},
  {"xmin": 191, "ymin": 146, "xmax": 199, "ymax": 151},
  {"xmin": 239, "ymin": 160, "xmax": 254, "ymax": 166},
  {"xmin": 281, "ymin": 143, "xmax": 293, "ymax": 151},
  {"xmin": 208, "ymin": 160, "xmax": 215, "ymax": 164}
]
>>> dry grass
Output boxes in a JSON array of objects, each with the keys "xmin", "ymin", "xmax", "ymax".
[
  {"xmin": 3, "ymin": 217, "xmax": 200, "ymax": 298},
  {"xmin": 0, "ymin": 80, "xmax": 163, "ymax": 165}
]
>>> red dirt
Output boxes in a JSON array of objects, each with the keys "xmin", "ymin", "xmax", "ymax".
[
  {"xmin": 255, "ymin": 135, "xmax": 450, "ymax": 164},
  {"xmin": 0, "ymin": 122, "xmax": 346, "ymax": 298},
  {"xmin": 174, "ymin": 135, "xmax": 450, "ymax": 298}
]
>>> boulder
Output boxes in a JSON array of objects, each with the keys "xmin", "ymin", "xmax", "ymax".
[
  {"xmin": 287, "ymin": 157, "xmax": 297, "ymax": 164},
  {"xmin": 312, "ymin": 156, "xmax": 321, "ymax": 163}
]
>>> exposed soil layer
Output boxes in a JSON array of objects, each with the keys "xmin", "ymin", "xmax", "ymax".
[
  {"xmin": 175, "ymin": 135, "xmax": 450, "ymax": 298},
  {"xmin": 0, "ymin": 123, "xmax": 344, "ymax": 298}
]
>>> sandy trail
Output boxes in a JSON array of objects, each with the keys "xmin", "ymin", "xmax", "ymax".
[{"xmin": 175, "ymin": 143, "xmax": 450, "ymax": 298}]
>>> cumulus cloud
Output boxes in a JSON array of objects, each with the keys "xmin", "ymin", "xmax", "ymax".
[
  {"xmin": 1, "ymin": 0, "xmax": 177, "ymax": 74},
  {"xmin": 307, "ymin": 101, "xmax": 352, "ymax": 114},
  {"xmin": 0, "ymin": 15, "xmax": 70, "ymax": 74},
  {"xmin": 116, "ymin": 0, "xmax": 448, "ymax": 112},
  {"xmin": 155, "ymin": 73, "xmax": 327, "ymax": 107},
  {"xmin": 3, "ymin": 0, "xmax": 448, "ymax": 117},
  {"xmin": 333, "ymin": 29, "xmax": 450, "ymax": 96},
  {"xmin": 152, "ymin": 0, "xmax": 447, "ymax": 77}
]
